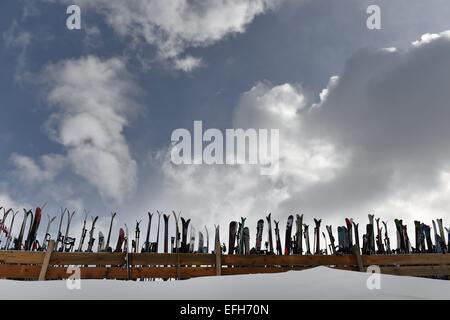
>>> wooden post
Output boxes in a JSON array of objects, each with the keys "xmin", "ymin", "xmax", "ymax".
[
  {"xmin": 352, "ymin": 244, "xmax": 364, "ymax": 272},
  {"xmin": 215, "ymin": 242, "xmax": 222, "ymax": 276},
  {"xmin": 39, "ymin": 240, "xmax": 55, "ymax": 281}
]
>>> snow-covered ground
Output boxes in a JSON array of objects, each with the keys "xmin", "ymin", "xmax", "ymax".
[{"xmin": 0, "ymin": 267, "xmax": 449, "ymax": 299}]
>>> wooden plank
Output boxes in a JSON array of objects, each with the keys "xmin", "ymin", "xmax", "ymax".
[
  {"xmin": 0, "ymin": 251, "xmax": 45, "ymax": 264},
  {"xmin": 45, "ymin": 267, "xmax": 129, "ymax": 280},
  {"xmin": 0, "ymin": 264, "xmax": 41, "ymax": 279},
  {"xmin": 363, "ymin": 254, "xmax": 450, "ymax": 266},
  {"xmin": 129, "ymin": 253, "xmax": 215, "ymax": 266},
  {"xmin": 39, "ymin": 240, "xmax": 55, "ymax": 280},
  {"xmin": 352, "ymin": 245, "xmax": 364, "ymax": 272},
  {"xmin": 43, "ymin": 266, "xmax": 217, "ymax": 280},
  {"xmin": 222, "ymin": 267, "xmax": 303, "ymax": 276},
  {"xmin": 49, "ymin": 252, "xmax": 126, "ymax": 265},
  {"xmin": 380, "ymin": 265, "xmax": 450, "ymax": 277},
  {"xmin": 215, "ymin": 242, "xmax": 221, "ymax": 276},
  {"xmin": 132, "ymin": 267, "xmax": 216, "ymax": 279},
  {"xmin": 221, "ymin": 254, "xmax": 357, "ymax": 266}
]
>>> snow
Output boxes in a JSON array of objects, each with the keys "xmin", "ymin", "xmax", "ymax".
[{"xmin": 0, "ymin": 266, "xmax": 449, "ymax": 300}]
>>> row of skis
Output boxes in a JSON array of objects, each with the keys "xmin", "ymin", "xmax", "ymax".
[
  {"xmin": 0, "ymin": 205, "xmax": 449, "ymax": 255},
  {"xmin": 229, "ymin": 214, "xmax": 450, "ymax": 255}
]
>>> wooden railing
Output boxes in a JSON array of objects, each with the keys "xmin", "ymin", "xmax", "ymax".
[{"xmin": 0, "ymin": 241, "xmax": 449, "ymax": 280}]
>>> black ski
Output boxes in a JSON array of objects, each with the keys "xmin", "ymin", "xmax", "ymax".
[
  {"xmin": 284, "ymin": 215, "xmax": 293, "ymax": 255},
  {"xmin": 294, "ymin": 214, "xmax": 303, "ymax": 255},
  {"xmin": 266, "ymin": 213, "xmax": 274, "ymax": 254},
  {"xmin": 228, "ymin": 221, "xmax": 237, "ymax": 254},
  {"xmin": 274, "ymin": 220, "xmax": 282, "ymax": 255},
  {"xmin": 255, "ymin": 219, "xmax": 264, "ymax": 253},
  {"xmin": 313, "ymin": 218, "xmax": 321, "ymax": 255}
]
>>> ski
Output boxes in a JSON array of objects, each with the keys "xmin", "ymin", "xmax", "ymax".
[
  {"xmin": 414, "ymin": 220, "xmax": 422, "ymax": 253},
  {"xmin": 294, "ymin": 214, "xmax": 303, "ymax": 255},
  {"xmin": 337, "ymin": 226, "xmax": 347, "ymax": 253},
  {"xmin": 189, "ymin": 225, "xmax": 195, "ymax": 253},
  {"xmin": 345, "ymin": 218, "xmax": 353, "ymax": 248},
  {"xmin": 382, "ymin": 220, "xmax": 391, "ymax": 254},
  {"xmin": 403, "ymin": 224, "xmax": 411, "ymax": 254},
  {"xmin": 394, "ymin": 219, "xmax": 405, "ymax": 253},
  {"xmin": 274, "ymin": 220, "xmax": 282, "ymax": 255},
  {"xmin": 198, "ymin": 231, "xmax": 204, "ymax": 253},
  {"xmin": 375, "ymin": 218, "xmax": 385, "ymax": 254},
  {"xmin": 238, "ymin": 217, "xmax": 246, "ymax": 254},
  {"xmin": 243, "ymin": 227, "xmax": 250, "ymax": 255},
  {"xmin": 142, "ymin": 212, "xmax": 153, "ymax": 252},
  {"xmin": 284, "ymin": 215, "xmax": 294, "ymax": 255},
  {"xmin": 85, "ymin": 216, "xmax": 99, "ymax": 252},
  {"xmin": 181, "ymin": 217, "xmax": 191, "ymax": 253},
  {"xmin": 4, "ymin": 210, "xmax": 18, "ymax": 250},
  {"xmin": 326, "ymin": 225, "xmax": 336, "ymax": 254},
  {"xmin": 437, "ymin": 218, "xmax": 447, "ymax": 253},
  {"xmin": 255, "ymin": 219, "xmax": 264, "ymax": 253},
  {"xmin": 352, "ymin": 220, "xmax": 360, "ymax": 249},
  {"xmin": 228, "ymin": 221, "xmax": 237, "ymax": 254},
  {"xmin": 14, "ymin": 209, "xmax": 33, "ymax": 250},
  {"xmin": 446, "ymin": 227, "xmax": 450, "ymax": 251},
  {"xmin": 214, "ymin": 224, "xmax": 220, "ymax": 253},
  {"xmin": 432, "ymin": 220, "xmax": 442, "ymax": 253},
  {"xmin": 266, "ymin": 213, "xmax": 274, "ymax": 254},
  {"xmin": 419, "ymin": 223, "xmax": 426, "ymax": 253},
  {"xmin": 76, "ymin": 212, "xmax": 88, "ymax": 252},
  {"xmin": 303, "ymin": 223, "xmax": 311, "ymax": 255},
  {"xmin": 154, "ymin": 211, "xmax": 162, "ymax": 253},
  {"xmin": 104, "ymin": 212, "xmax": 117, "ymax": 252},
  {"xmin": 114, "ymin": 228, "xmax": 125, "ymax": 252},
  {"xmin": 313, "ymin": 218, "xmax": 321, "ymax": 255},
  {"xmin": 0, "ymin": 208, "xmax": 12, "ymax": 247},
  {"xmin": 205, "ymin": 226, "xmax": 209, "ymax": 253},
  {"xmin": 367, "ymin": 214, "xmax": 375, "ymax": 254},
  {"xmin": 134, "ymin": 219, "xmax": 142, "ymax": 253},
  {"xmin": 124, "ymin": 224, "xmax": 130, "ymax": 280},
  {"xmin": 322, "ymin": 232, "xmax": 328, "ymax": 255},
  {"xmin": 97, "ymin": 231, "xmax": 105, "ymax": 252},
  {"xmin": 62, "ymin": 210, "xmax": 76, "ymax": 252},
  {"xmin": 25, "ymin": 206, "xmax": 42, "ymax": 251},
  {"xmin": 54, "ymin": 208, "xmax": 67, "ymax": 251},
  {"xmin": 422, "ymin": 223, "xmax": 433, "ymax": 253},
  {"xmin": 172, "ymin": 211, "xmax": 181, "ymax": 253},
  {"xmin": 163, "ymin": 214, "xmax": 170, "ymax": 253}
]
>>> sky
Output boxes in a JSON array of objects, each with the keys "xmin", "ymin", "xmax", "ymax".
[{"xmin": 1, "ymin": 0, "xmax": 450, "ymax": 249}]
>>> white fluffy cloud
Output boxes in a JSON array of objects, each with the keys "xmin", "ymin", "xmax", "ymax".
[
  {"xmin": 53, "ymin": 0, "xmax": 279, "ymax": 71},
  {"xmin": 10, "ymin": 56, "xmax": 138, "ymax": 205},
  {"xmin": 153, "ymin": 81, "xmax": 348, "ymax": 231},
  {"xmin": 10, "ymin": 153, "xmax": 66, "ymax": 184},
  {"xmin": 151, "ymin": 30, "xmax": 450, "ymax": 233},
  {"xmin": 42, "ymin": 56, "xmax": 138, "ymax": 204}
]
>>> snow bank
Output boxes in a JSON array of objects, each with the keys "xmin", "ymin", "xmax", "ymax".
[{"xmin": 0, "ymin": 267, "xmax": 449, "ymax": 300}]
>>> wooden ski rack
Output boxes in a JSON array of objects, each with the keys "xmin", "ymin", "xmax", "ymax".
[{"xmin": 0, "ymin": 241, "xmax": 449, "ymax": 280}]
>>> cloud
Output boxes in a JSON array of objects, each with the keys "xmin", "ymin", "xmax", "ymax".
[
  {"xmin": 174, "ymin": 55, "xmax": 203, "ymax": 72},
  {"xmin": 152, "ymin": 81, "xmax": 347, "ymax": 231},
  {"xmin": 0, "ymin": 192, "xmax": 24, "ymax": 211},
  {"xmin": 10, "ymin": 153, "xmax": 67, "ymax": 185},
  {"xmin": 150, "ymin": 30, "xmax": 450, "ymax": 234},
  {"xmin": 33, "ymin": 56, "xmax": 139, "ymax": 204},
  {"xmin": 2, "ymin": 20, "xmax": 32, "ymax": 81},
  {"xmin": 282, "ymin": 30, "xmax": 450, "ymax": 223},
  {"xmin": 52, "ymin": 0, "xmax": 279, "ymax": 71}
]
